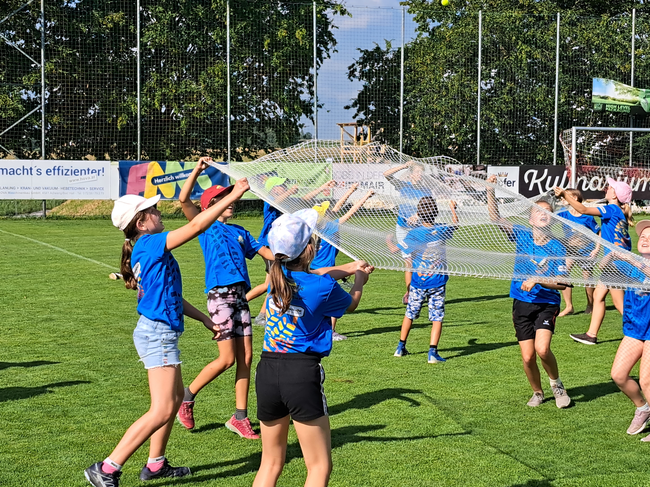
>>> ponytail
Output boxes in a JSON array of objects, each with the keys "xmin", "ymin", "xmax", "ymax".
[
  {"xmin": 268, "ymin": 237, "xmax": 316, "ymax": 314},
  {"xmin": 622, "ymin": 203, "xmax": 635, "ymax": 227},
  {"xmin": 119, "ymin": 209, "xmax": 149, "ymax": 290}
]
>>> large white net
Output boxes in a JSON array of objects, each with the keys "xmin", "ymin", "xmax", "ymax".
[{"xmin": 213, "ymin": 140, "xmax": 650, "ymax": 291}]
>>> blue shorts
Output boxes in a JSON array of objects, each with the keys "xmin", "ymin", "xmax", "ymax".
[
  {"xmin": 133, "ymin": 315, "xmax": 182, "ymax": 369},
  {"xmin": 406, "ymin": 285, "xmax": 446, "ymax": 322}
]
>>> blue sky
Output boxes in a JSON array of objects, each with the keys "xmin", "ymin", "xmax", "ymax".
[{"xmin": 307, "ymin": 1, "xmax": 418, "ymax": 140}]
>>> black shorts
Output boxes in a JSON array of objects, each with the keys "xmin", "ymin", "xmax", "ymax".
[
  {"xmin": 512, "ymin": 299, "xmax": 559, "ymax": 342},
  {"xmin": 256, "ymin": 351, "xmax": 328, "ymax": 422}
]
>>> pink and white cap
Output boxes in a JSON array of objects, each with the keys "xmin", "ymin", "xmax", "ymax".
[
  {"xmin": 112, "ymin": 194, "xmax": 161, "ymax": 230},
  {"xmin": 606, "ymin": 178, "xmax": 632, "ymax": 204},
  {"xmin": 268, "ymin": 209, "xmax": 318, "ymax": 261}
]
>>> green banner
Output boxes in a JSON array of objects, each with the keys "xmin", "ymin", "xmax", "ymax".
[{"xmin": 592, "ymin": 78, "xmax": 650, "ymax": 115}]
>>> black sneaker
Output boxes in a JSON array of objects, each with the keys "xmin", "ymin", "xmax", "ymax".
[
  {"xmin": 570, "ymin": 332, "xmax": 597, "ymax": 345},
  {"xmin": 84, "ymin": 462, "xmax": 121, "ymax": 487},
  {"xmin": 140, "ymin": 459, "xmax": 191, "ymax": 481}
]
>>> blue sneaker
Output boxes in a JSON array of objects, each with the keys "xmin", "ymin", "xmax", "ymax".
[
  {"xmin": 428, "ymin": 349, "xmax": 446, "ymax": 363},
  {"xmin": 394, "ymin": 342, "xmax": 408, "ymax": 357}
]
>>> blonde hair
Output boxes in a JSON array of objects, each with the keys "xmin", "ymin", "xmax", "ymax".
[{"xmin": 622, "ymin": 203, "xmax": 635, "ymax": 227}]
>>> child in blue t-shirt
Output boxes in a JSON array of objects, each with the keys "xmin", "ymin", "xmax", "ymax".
[
  {"xmin": 176, "ymin": 158, "xmax": 275, "ymax": 439},
  {"xmin": 310, "ymin": 183, "xmax": 375, "ymax": 341},
  {"xmin": 608, "ymin": 220, "xmax": 650, "ymax": 440},
  {"xmin": 84, "ymin": 179, "xmax": 249, "ymax": 487},
  {"xmin": 555, "ymin": 179, "xmax": 634, "ymax": 345},
  {"xmin": 254, "ymin": 209, "xmax": 373, "ymax": 486},
  {"xmin": 556, "ymin": 188, "xmax": 600, "ymax": 317},
  {"xmin": 489, "ymin": 175, "xmax": 571, "ymax": 409},
  {"xmin": 387, "ymin": 196, "xmax": 458, "ymax": 363}
]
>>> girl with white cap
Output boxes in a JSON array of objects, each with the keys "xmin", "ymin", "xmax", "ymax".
[
  {"xmin": 555, "ymin": 178, "xmax": 634, "ymax": 345},
  {"xmin": 253, "ymin": 209, "xmax": 374, "ymax": 487},
  {"xmin": 84, "ymin": 178, "xmax": 249, "ymax": 487}
]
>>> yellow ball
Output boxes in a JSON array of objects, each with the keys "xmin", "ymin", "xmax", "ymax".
[{"xmin": 441, "ymin": 0, "xmax": 449, "ymax": 5}]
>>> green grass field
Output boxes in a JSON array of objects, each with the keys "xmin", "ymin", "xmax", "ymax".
[{"xmin": 1, "ymin": 217, "xmax": 648, "ymax": 487}]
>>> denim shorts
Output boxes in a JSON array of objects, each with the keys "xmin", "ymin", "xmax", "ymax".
[{"xmin": 133, "ymin": 315, "xmax": 182, "ymax": 369}]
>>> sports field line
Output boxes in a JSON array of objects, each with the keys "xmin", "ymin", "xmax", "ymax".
[{"xmin": 0, "ymin": 228, "xmax": 115, "ymax": 270}]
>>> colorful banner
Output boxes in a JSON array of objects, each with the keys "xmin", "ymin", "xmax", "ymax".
[
  {"xmin": 118, "ymin": 160, "xmax": 229, "ymax": 199},
  {"xmin": 592, "ymin": 78, "xmax": 650, "ymax": 115}
]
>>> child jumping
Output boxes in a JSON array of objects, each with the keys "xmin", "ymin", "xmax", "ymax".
[
  {"xmin": 84, "ymin": 179, "xmax": 249, "ymax": 487},
  {"xmin": 556, "ymin": 188, "xmax": 600, "ymax": 316},
  {"xmin": 488, "ymin": 175, "xmax": 571, "ymax": 408},
  {"xmin": 253, "ymin": 209, "xmax": 373, "ymax": 487},
  {"xmin": 606, "ymin": 220, "xmax": 650, "ymax": 439},
  {"xmin": 176, "ymin": 158, "xmax": 274, "ymax": 438},
  {"xmin": 555, "ymin": 178, "xmax": 634, "ymax": 345},
  {"xmin": 387, "ymin": 196, "xmax": 458, "ymax": 363}
]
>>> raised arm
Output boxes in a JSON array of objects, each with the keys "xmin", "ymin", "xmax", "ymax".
[
  {"xmin": 449, "ymin": 200, "xmax": 459, "ymax": 225},
  {"xmin": 274, "ymin": 184, "xmax": 299, "ymax": 205},
  {"xmin": 332, "ymin": 183, "xmax": 359, "ymax": 213},
  {"xmin": 339, "ymin": 190, "xmax": 374, "ymax": 224},
  {"xmin": 383, "ymin": 161, "xmax": 410, "ymax": 178},
  {"xmin": 554, "ymin": 187, "xmax": 601, "ymax": 217},
  {"xmin": 302, "ymin": 180, "xmax": 336, "ymax": 202},
  {"xmin": 179, "ymin": 157, "xmax": 211, "ymax": 222},
  {"xmin": 346, "ymin": 264, "xmax": 374, "ymax": 313},
  {"xmin": 486, "ymin": 175, "xmax": 514, "ymax": 235},
  {"xmin": 166, "ymin": 178, "xmax": 249, "ymax": 251}
]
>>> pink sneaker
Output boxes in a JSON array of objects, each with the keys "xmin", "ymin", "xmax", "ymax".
[
  {"xmin": 177, "ymin": 401, "xmax": 195, "ymax": 430},
  {"xmin": 225, "ymin": 415, "xmax": 260, "ymax": 439}
]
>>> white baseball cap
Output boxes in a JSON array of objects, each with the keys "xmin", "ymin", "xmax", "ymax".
[
  {"xmin": 111, "ymin": 194, "xmax": 161, "ymax": 231},
  {"xmin": 268, "ymin": 209, "xmax": 318, "ymax": 261}
]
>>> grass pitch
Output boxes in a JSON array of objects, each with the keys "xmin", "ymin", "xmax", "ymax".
[{"xmin": 0, "ymin": 218, "xmax": 648, "ymax": 486}]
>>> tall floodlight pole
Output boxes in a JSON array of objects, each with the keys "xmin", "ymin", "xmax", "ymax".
[
  {"xmin": 227, "ymin": 1, "xmax": 231, "ymax": 164},
  {"xmin": 313, "ymin": 1, "xmax": 318, "ymax": 161},
  {"xmin": 553, "ymin": 13, "xmax": 560, "ymax": 166},
  {"xmin": 40, "ymin": 0, "xmax": 45, "ymax": 161},
  {"xmin": 571, "ymin": 126, "xmax": 577, "ymax": 189},
  {"xmin": 630, "ymin": 8, "xmax": 636, "ymax": 167},
  {"xmin": 137, "ymin": 0, "xmax": 141, "ymax": 160},
  {"xmin": 476, "ymin": 11, "xmax": 482, "ymax": 166},
  {"xmin": 400, "ymin": 7, "xmax": 405, "ymax": 158}
]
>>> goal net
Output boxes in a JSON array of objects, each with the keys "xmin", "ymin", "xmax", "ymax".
[{"xmin": 213, "ymin": 140, "xmax": 650, "ymax": 291}]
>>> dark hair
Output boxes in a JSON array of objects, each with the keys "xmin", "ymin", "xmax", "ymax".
[
  {"xmin": 268, "ymin": 237, "xmax": 315, "ymax": 314},
  {"xmin": 417, "ymin": 196, "xmax": 439, "ymax": 225},
  {"xmin": 119, "ymin": 209, "xmax": 150, "ymax": 290},
  {"xmin": 564, "ymin": 188, "xmax": 583, "ymax": 203}
]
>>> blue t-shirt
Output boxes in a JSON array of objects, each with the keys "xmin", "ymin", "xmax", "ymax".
[
  {"xmin": 598, "ymin": 204, "xmax": 631, "ymax": 253},
  {"xmin": 386, "ymin": 174, "xmax": 430, "ymax": 228},
  {"xmin": 397, "ymin": 224, "xmax": 455, "ymax": 289},
  {"xmin": 509, "ymin": 225, "xmax": 567, "ymax": 305},
  {"xmin": 258, "ymin": 202, "xmax": 283, "ymax": 247},
  {"xmin": 616, "ymin": 261, "xmax": 650, "ymax": 341},
  {"xmin": 263, "ymin": 270, "xmax": 352, "ymax": 357},
  {"xmin": 132, "ymin": 232, "xmax": 184, "ymax": 331},
  {"xmin": 556, "ymin": 209, "xmax": 600, "ymax": 257},
  {"xmin": 310, "ymin": 220, "xmax": 340, "ymax": 270},
  {"xmin": 198, "ymin": 221, "xmax": 263, "ymax": 293}
]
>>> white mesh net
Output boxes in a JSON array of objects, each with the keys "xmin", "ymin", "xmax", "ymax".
[{"xmin": 213, "ymin": 140, "xmax": 650, "ymax": 291}]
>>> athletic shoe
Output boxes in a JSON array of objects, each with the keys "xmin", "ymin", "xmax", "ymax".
[
  {"xmin": 627, "ymin": 408, "xmax": 650, "ymax": 435},
  {"xmin": 108, "ymin": 272, "xmax": 122, "ymax": 280},
  {"xmin": 641, "ymin": 433, "xmax": 650, "ymax": 442},
  {"xmin": 394, "ymin": 342, "xmax": 408, "ymax": 357},
  {"xmin": 402, "ymin": 292, "xmax": 409, "ymax": 305},
  {"xmin": 527, "ymin": 392, "xmax": 544, "ymax": 407},
  {"xmin": 84, "ymin": 462, "xmax": 121, "ymax": 487},
  {"xmin": 569, "ymin": 332, "xmax": 597, "ymax": 345},
  {"xmin": 332, "ymin": 331, "xmax": 347, "ymax": 341},
  {"xmin": 254, "ymin": 314, "xmax": 266, "ymax": 327},
  {"xmin": 427, "ymin": 349, "xmax": 447, "ymax": 363},
  {"xmin": 177, "ymin": 400, "xmax": 195, "ymax": 429},
  {"xmin": 225, "ymin": 416, "xmax": 260, "ymax": 439},
  {"xmin": 551, "ymin": 384, "xmax": 571, "ymax": 408},
  {"xmin": 140, "ymin": 459, "xmax": 191, "ymax": 481}
]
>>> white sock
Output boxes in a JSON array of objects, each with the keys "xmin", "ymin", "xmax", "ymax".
[
  {"xmin": 147, "ymin": 455, "xmax": 165, "ymax": 464},
  {"xmin": 549, "ymin": 378, "xmax": 563, "ymax": 388},
  {"xmin": 103, "ymin": 458, "xmax": 122, "ymax": 472},
  {"xmin": 637, "ymin": 403, "xmax": 650, "ymax": 412}
]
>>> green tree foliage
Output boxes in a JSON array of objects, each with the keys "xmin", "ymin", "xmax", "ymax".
[
  {"xmin": 346, "ymin": 0, "xmax": 650, "ymax": 164},
  {"xmin": 0, "ymin": 0, "xmax": 344, "ymax": 161}
]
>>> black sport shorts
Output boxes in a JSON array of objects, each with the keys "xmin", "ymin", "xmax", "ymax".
[
  {"xmin": 256, "ymin": 351, "xmax": 328, "ymax": 422},
  {"xmin": 512, "ymin": 299, "xmax": 559, "ymax": 342}
]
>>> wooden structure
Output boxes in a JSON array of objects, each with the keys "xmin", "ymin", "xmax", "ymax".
[{"xmin": 337, "ymin": 122, "xmax": 372, "ymax": 163}]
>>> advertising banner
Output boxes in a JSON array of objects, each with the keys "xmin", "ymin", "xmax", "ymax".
[
  {"xmin": 487, "ymin": 166, "xmax": 520, "ymax": 198},
  {"xmin": 118, "ymin": 160, "xmax": 229, "ymax": 199},
  {"xmin": 0, "ymin": 160, "xmax": 111, "ymax": 199},
  {"xmin": 592, "ymin": 78, "xmax": 650, "ymax": 115}
]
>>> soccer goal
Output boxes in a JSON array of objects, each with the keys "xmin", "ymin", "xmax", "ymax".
[{"xmin": 560, "ymin": 126, "xmax": 650, "ymax": 194}]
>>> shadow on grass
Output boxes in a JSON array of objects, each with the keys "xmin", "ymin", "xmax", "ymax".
[
  {"xmin": 567, "ymin": 380, "xmax": 620, "ymax": 403},
  {"xmin": 509, "ymin": 480, "xmax": 554, "ymax": 487},
  {"xmin": 329, "ymin": 387, "xmax": 422, "ymax": 415},
  {"xmin": 0, "ymin": 380, "xmax": 91, "ymax": 402},
  {"xmin": 444, "ymin": 338, "xmax": 519, "ymax": 359},
  {"xmin": 158, "ymin": 424, "xmax": 469, "ymax": 485},
  {"xmin": 0, "ymin": 360, "xmax": 59, "ymax": 370},
  {"xmin": 446, "ymin": 293, "xmax": 511, "ymax": 305},
  {"xmin": 190, "ymin": 422, "xmax": 226, "ymax": 434}
]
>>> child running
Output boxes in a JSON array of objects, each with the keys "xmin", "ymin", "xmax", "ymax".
[
  {"xmin": 607, "ymin": 220, "xmax": 650, "ymax": 440},
  {"xmin": 387, "ymin": 196, "xmax": 458, "ymax": 363},
  {"xmin": 311, "ymin": 183, "xmax": 375, "ymax": 341},
  {"xmin": 556, "ymin": 188, "xmax": 600, "ymax": 316},
  {"xmin": 84, "ymin": 178, "xmax": 249, "ymax": 487},
  {"xmin": 488, "ymin": 175, "xmax": 571, "ymax": 408},
  {"xmin": 555, "ymin": 178, "xmax": 634, "ymax": 345},
  {"xmin": 175, "ymin": 158, "xmax": 274, "ymax": 438},
  {"xmin": 253, "ymin": 209, "xmax": 373, "ymax": 487}
]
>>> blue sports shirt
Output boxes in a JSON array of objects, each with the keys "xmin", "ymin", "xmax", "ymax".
[
  {"xmin": 509, "ymin": 225, "xmax": 567, "ymax": 305},
  {"xmin": 310, "ymin": 219, "xmax": 340, "ymax": 270},
  {"xmin": 258, "ymin": 202, "xmax": 283, "ymax": 247},
  {"xmin": 397, "ymin": 224, "xmax": 455, "ymax": 289},
  {"xmin": 198, "ymin": 221, "xmax": 263, "ymax": 293},
  {"xmin": 385, "ymin": 174, "xmax": 431, "ymax": 228},
  {"xmin": 132, "ymin": 232, "xmax": 184, "ymax": 331},
  {"xmin": 617, "ymin": 261, "xmax": 650, "ymax": 341},
  {"xmin": 556, "ymin": 209, "xmax": 600, "ymax": 257},
  {"xmin": 263, "ymin": 270, "xmax": 352, "ymax": 357},
  {"xmin": 598, "ymin": 204, "xmax": 631, "ymax": 252}
]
